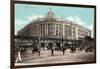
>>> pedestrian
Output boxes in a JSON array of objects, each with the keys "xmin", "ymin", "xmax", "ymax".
[
  {"xmin": 51, "ymin": 46, "xmax": 55, "ymax": 56},
  {"xmin": 32, "ymin": 48, "xmax": 34, "ymax": 54},
  {"xmin": 15, "ymin": 50, "xmax": 22, "ymax": 63},
  {"xmin": 62, "ymin": 47, "xmax": 65, "ymax": 55},
  {"xmin": 70, "ymin": 45, "xmax": 73, "ymax": 53}
]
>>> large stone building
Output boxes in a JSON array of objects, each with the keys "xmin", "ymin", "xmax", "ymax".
[{"xmin": 17, "ymin": 9, "xmax": 91, "ymax": 40}]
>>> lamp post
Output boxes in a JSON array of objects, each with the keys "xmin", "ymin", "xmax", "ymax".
[
  {"xmin": 38, "ymin": 37, "xmax": 41, "ymax": 56},
  {"xmin": 61, "ymin": 18, "xmax": 64, "ymax": 48},
  {"xmin": 62, "ymin": 23, "xmax": 66, "ymax": 55},
  {"xmin": 61, "ymin": 23, "xmax": 63, "ymax": 48}
]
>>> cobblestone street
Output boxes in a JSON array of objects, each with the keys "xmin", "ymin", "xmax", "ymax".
[{"xmin": 15, "ymin": 49, "xmax": 95, "ymax": 66}]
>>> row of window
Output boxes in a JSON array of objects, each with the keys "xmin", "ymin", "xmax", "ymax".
[
  {"xmin": 65, "ymin": 25, "xmax": 72, "ymax": 38},
  {"xmin": 18, "ymin": 23, "xmax": 89, "ymax": 39},
  {"xmin": 78, "ymin": 29, "xmax": 88, "ymax": 36},
  {"xmin": 41, "ymin": 24, "xmax": 62, "ymax": 37}
]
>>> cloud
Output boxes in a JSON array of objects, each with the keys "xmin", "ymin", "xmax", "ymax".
[
  {"xmin": 27, "ymin": 15, "xmax": 44, "ymax": 21},
  {"xmin": 66, "ymin": 16, "xmax": 86, "ymax": 27},
  {"xmin": 66, "ymin": 16, "xmax": 74, "ymax": 22}
]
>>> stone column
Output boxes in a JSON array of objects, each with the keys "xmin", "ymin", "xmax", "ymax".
[
  {"xmin": 58, "ymin": 24, "xmax": 59, "ymax": 37},
  {"xmin": 55, "ymin": 24, "xmax": 56, "ymax": 36},
  {"xmin": 47, "ymin": 24, "xmax": 48, "ymax": 36},
  {"xmin": 41, "ymin": 24, "xmax": 42, "ymax": 36},
  {"xmin": 53, "ymin": 24, "xmax": 55, "ymax": 36},
  {"xmin": 45, "ymin": 24, "xmax": 46, "ymax": 36},
  {"xmin": 71, "ymin": 23, "xmax": 73, "ymax": 39},
  {"xmin": 63, "ymin": 24, "xmax": 65, "ymax": 38},
  {"xmin": 76, "ymin": 26, "xmax": 78, "ymax": 40},
  {"xmin": 42, "ymin": 24, "xmax": 43, "ymax": 36}
]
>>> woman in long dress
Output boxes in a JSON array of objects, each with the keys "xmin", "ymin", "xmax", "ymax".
[{"xmin": 15, "ymin": 50, "xmax": 22, "ymax": 63}]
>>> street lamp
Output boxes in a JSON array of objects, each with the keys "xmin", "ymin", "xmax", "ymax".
[
  {"xmin": 38, "ymin": 37, "xmax": 41, "ymax": 56},
  {"xmin": 62, "ymin": 22, "xmax": 66, "ymax": 55}
]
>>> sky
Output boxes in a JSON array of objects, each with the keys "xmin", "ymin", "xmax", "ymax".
[{"xmin": 15, "ymin": 3, "xmax": 94, "ymax": 37}]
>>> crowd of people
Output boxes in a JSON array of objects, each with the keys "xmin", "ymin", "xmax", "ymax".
[
  {"xmin": 15, "ymin": 45, "xmax": 78, "ymax": 63},
  {"xmin": 15, "ymin": 43, "xmax": 94, "ymax": 63}
]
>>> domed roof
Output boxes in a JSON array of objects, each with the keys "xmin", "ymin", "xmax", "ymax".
[{"xmin": 45, "ymin": 8, "xmax": 56, "ymax": 19}]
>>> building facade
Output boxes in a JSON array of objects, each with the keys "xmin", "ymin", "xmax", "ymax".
[{"xmin": 18, "ymin": 9, "xmax": 91, "ymax": 40}]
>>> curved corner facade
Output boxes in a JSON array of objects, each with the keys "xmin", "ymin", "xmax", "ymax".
[{"xmin": 17, "ymin": 9, "xmax": 91, "ymax": 40}]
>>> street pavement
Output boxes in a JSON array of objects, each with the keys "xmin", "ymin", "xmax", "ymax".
[{"xmin": 15, "ymin": 49, "xmax": 95, "ymax": 66}]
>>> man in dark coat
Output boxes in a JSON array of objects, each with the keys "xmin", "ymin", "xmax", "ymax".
[
  {"xmin": 51, "ymin": 46, "xmax": 55, "ymax": 56},
  {"xmin": 62, "ymin": 46, "xmax": 66, "ymax": 55}
]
